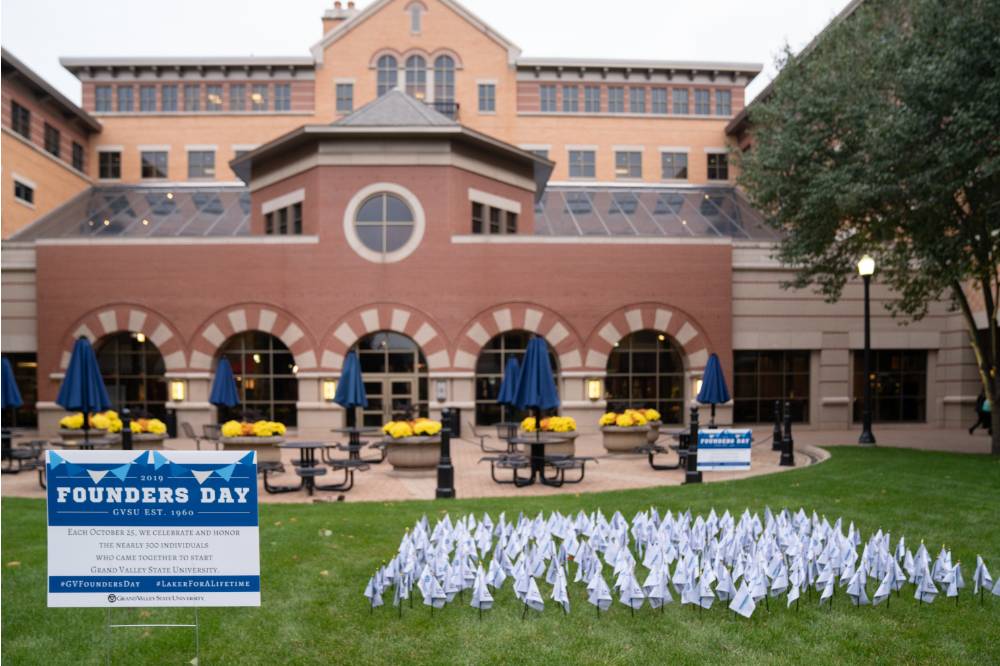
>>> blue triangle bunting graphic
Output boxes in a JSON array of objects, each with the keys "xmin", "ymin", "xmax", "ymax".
[
  {"xmin": 48, "ymin": 452, "xmax": 65, "ymax": 468},
  {"xmin": 152, "ymin": 450, "xmax": 170, "ymax": 470},
  {"xmin": 238, "ymin": 451, "xmax": 256, "ymax": 466},
  {"xmin": 109, "ymin": 464, "xmax": 131, "ymax": 482},
  {"xmin": 215, "ymin": 463, "xmax": 236, "ymax": 482},
  {"xmin": 131, "ymin": 452, "xmax": 146, "ymax": 466}
]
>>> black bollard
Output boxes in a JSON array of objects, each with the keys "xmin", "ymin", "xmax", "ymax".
[
  {"xmin": 772, "ymin": 400, "xmax": 782, "ymax": 451},
  {"xmin": 684, "ymin": 406, "xmax": 702, "ymax": 484},
  {"xmin": 435, "ymin": 408, "xmax": 455, "ymax": 499},
  {"xmin": 780, "ymin": 401, "xmax": 795, "ymax": 467},
  {"xmin": 121, "ymin": 408, "xmax": 133, "ymax": 451}
]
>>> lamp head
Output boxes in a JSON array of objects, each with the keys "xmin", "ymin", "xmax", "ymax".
[{"xmin": 857, "ymin": 254, "xmax": 875, "ymax": 277}]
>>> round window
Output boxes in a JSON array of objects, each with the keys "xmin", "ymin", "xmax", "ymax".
[
  {"xmin": 343, "ymin": 183, "xmax": 426, "ymax": 264},
  {"xmin": 355, "ymin": 193, "xmax": 414, "ymax": 253}
]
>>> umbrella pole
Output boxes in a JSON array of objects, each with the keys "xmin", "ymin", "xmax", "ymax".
[{"xmin": 710, "ymin": 404, "xmax": 716, "ymax": 428}]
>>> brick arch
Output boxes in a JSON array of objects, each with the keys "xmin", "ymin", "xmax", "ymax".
[
  {"xmin": 188, "ymin": 304, "xmax": 319, "ymax": 371},
  {"xmin": 317, "ymin": 303, "xmax": 450, "ymax": 372},
  {"xmin": 368, "ymin": 48, "xmax": 404, "ymax": 68},
  {"xmin": 59, "ymin": 304, "xmax": 186, "ymax": 372},
  {"xmin": 452, "ymin": 302, "xmax": 586, "ymax": 371},
  {"xmin": 582, "ymin": 303, "xmax": 713, "ymax": 373}
]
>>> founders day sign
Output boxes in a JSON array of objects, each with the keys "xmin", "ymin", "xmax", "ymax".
[{"xmin": 46, "ymin": 449, "xmax": 260, "ymax": 607}]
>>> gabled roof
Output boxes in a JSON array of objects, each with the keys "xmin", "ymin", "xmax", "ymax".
[
  {"xmin": 311, "ymin": 0, "xmax": 521, "ymax": 65},
  {"xmin": 1, "ymin": 48, "xmax": 101, "ymax": 132},
  {"xmin": 335, "ymin": 90, "xmax": 457, "ymax": 127}
]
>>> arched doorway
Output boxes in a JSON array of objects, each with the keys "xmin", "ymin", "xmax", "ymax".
[
  {"xmin": 96, "ymin": 332, "xmax": 167, "ymax": 418},
  {"xmin": 218, "ymin": 331, "xmax": 298, "ymax": 426},
  {"xmin": 475, "ymin": 330, "xmax": 559, "ymax": 425},
  {"xmin": 352, "ymin": 331, "xmax": 428, "ymax": 427},
  {"xmin": 605, "ymin": 329, "xmax": 685, "ymax": 424}
]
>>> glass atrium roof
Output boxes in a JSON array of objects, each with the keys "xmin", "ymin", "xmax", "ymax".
[
  {"xmin": 11, "ymin": 185, "xmax": 776, "ymax": 241},
  {"xmin": 10, "ymin": 186, "xmax": 251, "ymax": 240},
  {"xmin": 537, "ymin": 186, "xmax": 778, "ymax": 240}
]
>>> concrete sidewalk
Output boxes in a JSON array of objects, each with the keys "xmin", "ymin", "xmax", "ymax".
[{"xmin": 3, "ymin": 426, "xmax": 989, "ymax": 504}]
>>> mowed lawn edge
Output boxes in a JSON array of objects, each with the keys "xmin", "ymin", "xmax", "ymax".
[{"xmin": 3, "ymin": 446, "xmax": 999, "ymax": 665}]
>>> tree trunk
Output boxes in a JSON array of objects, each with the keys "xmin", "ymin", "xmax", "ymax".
[{"xmin": 993, "ymin": 404, "xmax": 1000, "ymax": 457}]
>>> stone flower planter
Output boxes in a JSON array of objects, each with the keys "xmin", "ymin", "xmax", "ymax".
[
  {"xmin": 58, "ymin": 429, "xmax": 121, "ymax": 448},
  {"xmin": 130, "ymin": 433, "xmax": 168, "ymax": 450},
  {"xmin": 601, "ymin": 426, "xmax": 650, "ymax": 453},
  {"xmin": 520, "ymin": 431, "xmax": 577, "ymax": 457},
  {"xmin": 385, "ymin": 436, "xmax": 441, "ymax": 470},
  {"xmin": 646, "ymin": 421, "xmax": 663, "ymax": 444},
  {"xmin": 219, "ymin": 436, "xmax": 284, "ymax": 463}
]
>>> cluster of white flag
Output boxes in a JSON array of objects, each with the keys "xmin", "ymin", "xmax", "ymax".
[{"xmin": 363, "ymin": 507, "xmax": 1000, "ymax": 618}]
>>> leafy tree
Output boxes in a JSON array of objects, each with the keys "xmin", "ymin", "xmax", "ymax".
[{"xmin": 737, "ymin": 0, "xmax": 1000, "ymax": 454}]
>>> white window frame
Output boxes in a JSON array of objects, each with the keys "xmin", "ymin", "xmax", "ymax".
[{"xmin": 342, "ymin": 182, "xmax": 426, "ymax": 264}]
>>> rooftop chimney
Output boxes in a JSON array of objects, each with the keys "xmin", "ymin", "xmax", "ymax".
[{"xmin": 322, "ymin": 1, "xmax": 358, "ymax": 36}]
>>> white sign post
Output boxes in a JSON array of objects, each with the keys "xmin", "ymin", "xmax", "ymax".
[
  {"xmin": 696, "ymin": 429, "xmax": 752, "ymax": 472},
  {"xmin": 46, "ymin": 449, "xmax": 260, "ymax": 608}
]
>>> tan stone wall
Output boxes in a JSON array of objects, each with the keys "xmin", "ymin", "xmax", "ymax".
[
  {"xmin": 1, "ymin": 132, "xmax": 91, "ymax": 238},
  {"xmin": 732, "ymin": 244, "xmax": 979, "ymax": 429}
]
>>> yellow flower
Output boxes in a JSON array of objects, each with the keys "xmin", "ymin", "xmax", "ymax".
[
  {"xmin": 147, "ymin": 419, "xmax": 167, "ymax": 435},
  {"xmin": 615, "ymin": 413, "xmax": 636, "ymax": 427},
  {"xmin": 104, "ymin": 410, "xmax": 118, "ymax": 420},
  {"xmin": 644, "ymin": 408, "xmax": 661, "ymax": 422},
  {"xmin": 60, "ymin": 413, "xmax": 85, "ymax": 429},
  {"xmin": 221, "ymin": 420, "xmax": 243, "ymax": 438},
  {"xmin": 598, "ymin": 412, "xmax": 617, "ymax": 427},
  {"xmin": 252, "ymin": 420, "xmax": 274, "ymax": 437},
  {"xmin": 548, "ymin": 416, "xmax": 577, "ymax": 432},
  {"xmin": 521, "ymin": 417, "xmax": 537, "ymax": 432},
  {"xmin": 130, "ymin": 420, "xmax": 144, "ymax": 434},
  {"xmin": 382, "ymin": 421, "xmax": 396, "ymax": 434},
  {"xmin": 269, "ymin": 421, "xmax": 286, "ymax": 436},
  {"xmin": 388, "ymin": 422, "xmax": 414, "ymax": 439},
  {"xmin": 89, "ymin": 413, "xmax": 111, "ymax": 431},
  {"xmin": 106, "ymin": 414, "xmax": 123, "ymax": 433},
  {"xmin": 413, "ymin": 420, "xmax": 442, "ymax": 436}
]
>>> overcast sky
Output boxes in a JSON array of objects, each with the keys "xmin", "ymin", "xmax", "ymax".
[{"xmin": 1, "ymin": 0, "xmax": 851, "ymax": 105}]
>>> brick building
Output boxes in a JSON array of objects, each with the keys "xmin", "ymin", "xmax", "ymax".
[{"xmin": 0, "ymin": 0, "xmax": 982, "ymax": 438}]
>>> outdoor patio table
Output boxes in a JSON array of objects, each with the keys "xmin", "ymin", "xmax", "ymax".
[
  {"xmin": 506, "ymin": 434, "xmax": 573, "ymax": 487},
  {"xmin": 329, "ymin": 426, "xmax": 383, "ymax": 462},
  {"xmin": 263, "ymin": 441, "xmax": 328, "ymax": 495}
]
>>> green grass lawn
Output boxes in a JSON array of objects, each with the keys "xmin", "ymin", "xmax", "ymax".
[{"xmin": 3, "ymin": 446, "xmax": 1000, "ymax": 665}]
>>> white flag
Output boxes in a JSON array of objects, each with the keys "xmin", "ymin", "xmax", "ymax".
[
  {"xmin": 470, "ymin": 566, "xmax": 494, "ymax": 611},
  {"xmin": 551, "ymin": 567, "xmax": 570, "ymax": 613},
  {"xmin": 525, "ymin": 577, "xmax": 545, "ymax": 612},
  {"xmin": 973, "ymin": 555, "xmax": 994, "ymax": 595},
  {"xmin": 729, "ymin": 580, "xmax": 756, "ymax": 618}
]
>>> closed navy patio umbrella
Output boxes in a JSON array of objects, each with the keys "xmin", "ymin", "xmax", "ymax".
[
  {"xmin": 2, "ymin": 357, "xmax": 23, "ymax": 410},
  {"xmin": 334, "ymin": 351, "xmax": 368, "ymax": 427},
  {"xmin": 56, "ymin": 337, "xmax": 112, "ymax": 442},
  {"xmin": 697, "ymin": 352, "xmax": 731, "ymax": 427},
  {"xmin": 210, "ymin": 358, "xmax": 241, "ymax": 413},
  {"xmin": 513, "ymin": 336, "xmax": 560, "ymax": 431},
  {"xmin": 496, "ymin": 356, "xmax": 521, "ymax": 418}
]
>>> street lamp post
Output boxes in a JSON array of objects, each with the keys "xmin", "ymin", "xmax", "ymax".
[{"xmin": 857, "ymin": 254, "xmax": 876, "ymax": 446}]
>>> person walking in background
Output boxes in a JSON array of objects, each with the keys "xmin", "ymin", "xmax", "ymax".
[{"xmin": 969, "ymin": 391, "xmax": 992, "ymax": 435}]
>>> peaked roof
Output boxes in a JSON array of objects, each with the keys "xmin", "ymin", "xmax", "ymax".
[
  {"xmin": 311, "ymin": 0, "xmax": 521, "ymax": 65},
  {"xmin": 335, "ymin": 90, "xmax": 457, "ymax": 127},
  {"xmin": 2, "ymin": 48, "xmax": 101, "ymax": 132}
]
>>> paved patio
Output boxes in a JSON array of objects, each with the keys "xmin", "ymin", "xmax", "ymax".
[{"xmin": 3, "ymin": 426, "xmax": 990, "ymax": 503}]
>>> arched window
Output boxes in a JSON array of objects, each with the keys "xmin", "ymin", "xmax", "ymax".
[
  {"xmin": 605, "ymin": 330, "xmax": 685, "ymax": 423},
  {"xmin": 475, "ymin": 330, "xmax": 559, "ymax": 425},
  {"xmin": 433, "ymin": 55, "xmax": 455, "ymax": 105},
  {"xmin": 376, "ymin": 55, "xmax": 398, "ymax": 97},
  {"xmin": 218, "ymin": 331, "xmax": 298, "ymax": 426},
  {"xmin": 405, "ymin": 55, "xmax": 427, "ymax": 99},
  {"xmin": 352, "ymin": 331, "xmax": 428, "ymax": 427},
  {"xmin": 355, "ymin": 192, "xmax": 415, "ymax": 255},
  {"xmin": 96, "ymin": 332, "xmax": 167, "ymax": 418}
]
